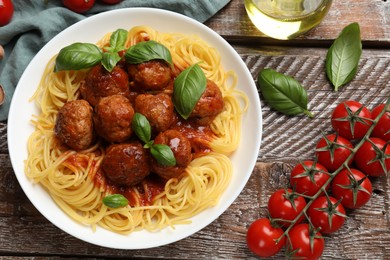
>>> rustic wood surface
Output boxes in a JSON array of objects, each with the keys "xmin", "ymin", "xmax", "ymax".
[{"xmin": 1, "ymin": 0, "xmax": 389, "ymax": 259}]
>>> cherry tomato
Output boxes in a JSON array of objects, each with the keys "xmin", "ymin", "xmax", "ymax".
[
  {"xmin": 290, "ymin": 161, "xmax": 330, "ymax": 197},
  {"xmin": 0, "ymin": 0, "xmax": 14, "ymax": 26},
  {"xmin": 331, "ymin": 168, "xmax": 372, "ymax": 209},
  {"xmin": 331, "ymin": 100, "xmax": 372, "ymax": 140},
  {"xmin": 268, "ymin": 189, "xmax": 306, "ymax": 227},
  {"xmin": 100, "ymin": 0, "xmax": 122, "ymax": 4},
  {"xmin": 315, "ymin": 133, "xmax": 354, "ymax": 172},
  {"xmin": 371, "ymin": 104, "xmax": 390, "ymax": 141},
  {"xmin": 63, "ymin": 0, "xmax": 95, "ymax": 13},
  {"xmin": 354, "ymin": 137, "xmax": 390, "ymax": 177},
  {"xmin": 288, "ymin": 223, "xmax": 325, "ymax": 260},
  {"xmin": 307, "ymin": 196, "xmax": 346, "ymax": 234},
  {"xmin": 246, "ymin": 218, "xmax": 286, "ymax": 257}
]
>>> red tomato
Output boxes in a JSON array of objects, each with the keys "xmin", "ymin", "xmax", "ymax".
[
  {"xmin": 288, "ymin": 223, "xmax": 325, "ymax": 260},
  {"xmin": 246, "ymin": 218, "xmax": 286, "ymax": 257},
  {"xmin": 354, "ymin": 137, "xmax": 390, "ymax": 177},
  {"xmin": 100, "ymin": 0, "xmax": 122, "ymax": 4},
  {"xmin": 371, "ymin": 104, "xmax": 390, "ymax": 141},
  {"xmin": 331, "ymin": 168, "xmax": 372, "ymax": 209},
  {"xmin": 290, "ymin": 161, "xmax": 330, "ymax": 197},
  {"xmin": 331, "ymin": 100, "xmax": 372, "ymax": 140},
  {"xmin": 315, "ymin": 133, "xmax": 354, "ymax": 172},
  {"xmin": 268, "ymin": 189, "xmax": 306, "ymax": 227},
  {"xmin": 307, "ymin": 196, "xmax": 346, "ymax": 234},
  {"xmin": 63, "ymin": 0, "xmax": 95, "ymax": 13},
  {"xmin": 0, "ymin": 0, "xmax": 14, "ymax": 26}
]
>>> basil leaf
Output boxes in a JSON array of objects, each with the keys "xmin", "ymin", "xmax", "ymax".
[
  {"xmin": 151, "ymin": 144, "xmax": 176, "ymax": 166},
  {"xmin": 132, "ymin": 112, "xmax": 151, "ymax": 144},
  {"xmin": 124, "ymin": 40, "xmax": 173, "ymax": 66},
  {"xmin": 257, "ymin": 68, "xmax": 313, "ymax": 118},
  {"xmin": 102, "ymin": 194, "xmax": 128, "ymax": 208},
  {"xmin": 54, "ymin": 42, "xmax": 102, "ymax": 72},
  {"xmin": 173, "ymin": 63, "xmax": 207, "ymax": 119},
  {"xmin": 326, "ymin": 22, "xmax": 362, "ymax": 91},
  {"xmin": 101, "ymin": 52, "xmax": 121, "ymax": 72},
  {"xmin": 108, "ymin": 28, "xmax": 128, "ymax": 53}
]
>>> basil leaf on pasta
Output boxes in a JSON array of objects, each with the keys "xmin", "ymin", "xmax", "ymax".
[
  {"xmin": 101, "ymin": 52, "xmax": 121, "ymax": 72},
  {"xmin": 103, "ymin": 194, "xmax": 128, "ymax": 208},
  {"xmin": 132, "ymin": 112, "xmax": 151, "ymax": 144},
  {"xmin": 151, "ymin": 144, "xmax": 176, "ymax": 166},
  {"xmin": 173, "ymin": 63, "xmax": 207, "ymax": 119},
  {"xmin": 54, "ymin": 43, "xmax": 102, "ymax": 72},
  {"xmin": 107, "ymin": 28, "xmax": 128, "ymax": 53},
  {"xmin": 124, "ymin": 40, "xmax": 173, "ymax": 66}
]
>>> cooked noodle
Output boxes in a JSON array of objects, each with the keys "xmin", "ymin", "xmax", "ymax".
[{"xmin": 25, "ymin": 25, "xmax": 248, "ymax": 234}]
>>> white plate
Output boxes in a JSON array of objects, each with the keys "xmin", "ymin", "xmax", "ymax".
[{"xmin": 8, "ymin": 8, "xmax": 262, "ymax": 249}]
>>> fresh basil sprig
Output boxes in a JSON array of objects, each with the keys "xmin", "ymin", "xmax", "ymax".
[
  {"xmin": 173, "ymin": 63, "xmax": 207, "ymax": 119},
  {"xmin": 326, "ymin": 22, "xmax": 362, "ymax": 91},
  {"xmin": 124, "ymin": 40, "xmax": 173, "ymax": 66},
  {"xmin": 132, "ymin": 113, "xmax": 176, "ymax": 166},
  {"xmin": 102, "ymin": 194, "xmax": 128, "ymax": 208},
  {"xmin": 104, "ymin": 28, "xmax": 128, "ymax": 53},
  {"xmin": 101, "ymin": 29, "xmax": 128, "ymax": 72},
  {"xmin": 54, "ymin": 43, "xmax": 103, "ymax": 72},
  {"xmin": 257, "ymin": 68, "xmax": 313, "ymax": 118},
  {"xmin": 151, "ymin": 144, "xmax": 177, "ymax": 167},
  {"xmin": 54, "ymin": 28, "xmax": 128, "ymax": 72}
]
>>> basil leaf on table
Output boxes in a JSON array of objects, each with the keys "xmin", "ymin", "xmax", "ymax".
[
  {"xmin": 124, "ymin": 40, "xmax": 173, "ymax": 66},
  {"xmin": 106, "ymin": 28, "xmax": 128, "ymax": 53},
  {"xmin": 54, "ymin": 43, "xmax": 102, "ymax": 72},
  {"xmin": 132, "ymin": 112, "xmax": 152, "ymax": 144},
  {"xmin": 257, "ymin": 68, "xmax": 313, "ymax": 118},
  {"xmin": 173, "ymin": 63, "xmax": 207, "ymax": 119},
  {"xmin": 151, "ymin": 144, "xmax": 176, "ymax": 167},
  {"xmin": 326, "ymin": 22, "xmax": 362, "ymax": 91},
  {"xmin": 102, "ymin": 194, "xmax": 128, "ymax": 208}
]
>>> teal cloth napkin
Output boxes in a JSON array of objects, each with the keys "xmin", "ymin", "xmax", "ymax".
[{"xmin": 0, "ymin": 0, "xmax": 230, "ymax": 121}]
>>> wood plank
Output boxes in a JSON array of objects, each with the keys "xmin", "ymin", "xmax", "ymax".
[{"xmin": 206, "ymin": 0, "xmax": 390, "ymax": 47}]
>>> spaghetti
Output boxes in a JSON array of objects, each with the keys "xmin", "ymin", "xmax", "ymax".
[{"xmin": 25, "ymin": 25, "xmax": 247, "ymax": 234}]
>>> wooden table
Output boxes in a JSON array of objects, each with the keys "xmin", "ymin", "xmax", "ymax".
[{"xmin": 1, "ymin": 0, "xmax": 389, "ymax": 259}]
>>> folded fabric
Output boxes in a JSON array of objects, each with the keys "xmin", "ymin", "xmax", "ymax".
[{"xmin": 0, "ymin": 0, "xmax": 230, "ymax": 121}]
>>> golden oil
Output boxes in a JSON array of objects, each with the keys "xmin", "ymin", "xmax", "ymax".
[{"xmin": 244, "ymin": 0, "xmax": 332, "ymax": 40}]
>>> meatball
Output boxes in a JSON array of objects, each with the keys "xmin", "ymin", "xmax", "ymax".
[
  {"xmin": 94, "ymin": 95, "xmax": 134, "ymax": 143},
  {"xmin": 80, "ymin": 64, "xmax": 130, "ymax": 106},
  {"xmin": 189, "ymin": 80, "xmax": 224, "ymax": 125},
  {"xmin": 152, "ymin": 130, "xmax": 192, "ymax": 180},
  {"xmin": 128, "ymin": 60, "xmax": 173, "ymax": 92},
  {"xmin": 134, "ymin": 93, "xmax": 175, "ymax": 133},
  {"xmin": 102, "ymin": 142, "xmax": 150, "ymax": 186},
  {"xmin": 55, "ymin": 100, "xmax": 94, "ymax": 151}
]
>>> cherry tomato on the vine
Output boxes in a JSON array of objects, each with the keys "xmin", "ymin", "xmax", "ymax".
[
  {"xmin": 268, "ymin": 189, "xmax": 306, "ymax": 227},
  {"xmin": 288, "ymin": 223, "xmax": 325, "ymax": 260},
  {"xmin": 371, "ymin": 104, "xmax": 390, "ymax": 141},
  {"xmin": 290, "ymin": 161, "xmax": 330, "ymax": 197},
  {"xmin": 315, "ymin": 133, "xmax": 354, "ymax": 172},
  {"xmin": 246, "ymin": 218, "xmax": 286, "ymax": 257},
  {"xmin": 331, "ymin": 100, "xmax": 372, "ymax": 140},
  {"xmin": 100, "ymin": 0, "xmax": 122, "ymax": 4},
  {"xmin": 354, "ymin": 137, "xmax": 390, "ymax": 177},
  {"xmin": 331, "ymin": 168, "xmax": 372, "ymax": 209},
  {"xmin": 63, "ymin": 0, "xmax": 95, "ymax": 13},
  {"xmin": 0, "ymin": 0, "xmax": 14, "ymax": 26},
  {"xmin": 307, "ymin": 196, "xmax": 346, "ymax": 234}
]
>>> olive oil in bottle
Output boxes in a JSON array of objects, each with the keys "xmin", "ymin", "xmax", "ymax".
[{"xmin": 244, "ymin": 0, "xmax": 332, "ymax": 40}]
